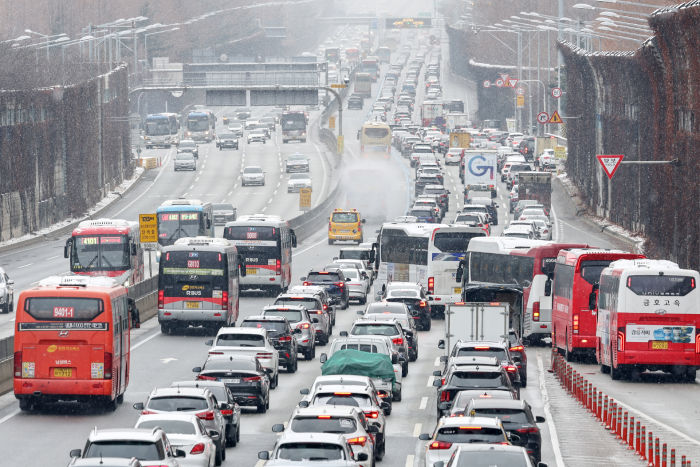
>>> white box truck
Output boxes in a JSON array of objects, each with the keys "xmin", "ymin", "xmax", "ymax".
[{"xmin": 441, "ymin": 302, "xmax": 510, "ymax": 354}]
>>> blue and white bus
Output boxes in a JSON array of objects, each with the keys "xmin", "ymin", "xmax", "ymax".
[
  {"xmin": 185, "ymin": 110, "xmax": 216, "ymax": 142},
  {"xmin": 143, "ymin": 113, "xmax": 179, "ymax": 148},
  {"xmin": 156, "ymin": 199, "xmax": 214, "ymax": 247}
]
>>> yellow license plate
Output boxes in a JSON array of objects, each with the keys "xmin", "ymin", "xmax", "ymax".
[
  {"xmin": 186, "ymin": 301, "xmax": 200, "ymax": 309},
  {"xmin": 454, "ymin": 288, "xmax": 462, "ymax": 294},
  {"xmin": 53, "ymin": 368, "xmax": 72, "ymax": 378},
  {"xmin": 246, "ymin": 268, "xmax": 257, "ymax": 275},
  {"xmin": 651, "ymin": 341, "xmax": 668, "ymax": 350}
]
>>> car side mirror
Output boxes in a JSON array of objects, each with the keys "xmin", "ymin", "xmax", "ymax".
[
  {"xmin": 272, "ymin": 424, "xmax": 285, "ymax": 433},
  {"xmin": 218, "ymin": 402, "xmax": 230, "ymax": 410},
  {"xmin": 418, "ymin": 433, "xmax": 431, "ymax": 441},
  {"xmin": 300, "ymin": 388, "xmax": 310, "ymax": 395},
  {"xmin": 439, "ymin": 355, "xmax": 448, "ymax": 362},
  {"xmin": 438, "ymin": 339, "xmax": 445, "ymax": 349},
  {"xmin": 432, "ymin": 370, "xmax": 442, "ymax": 376},
  {"xmin": 69, "ymin": 449, "xmax": 81, "ymax": 458},
  {"xmin": 589, "ymin": 290, "xmax": 598, "ymax": 311},
  {"xmin": 455, "ymin": 260, "xmax": 464, "ymax": 283},
  {"xmin": 258, "ymin": 451, "xmax": 270, "ymax": 460},
  {"xmin": 437, "ymin": 401, "xmax": 450, "ymax": 411},
  {"xmin": 339, "ymin": 331, "xmax": 348, "ymax": 337},
  {"xmin": 391, "ymin": 354, "xmax": 398, "ymax": 364},
  {"xmin": 300, "ymin": 276, "xmax": 307, "ymax": 281},
  {"xmin": 319, "ymin": 353, "xmax": 327, "ymax": 363},
  {"xmin": 192, "ymin": 367, "xmax": 202, "ymax": 373},
  {"xmin": 356, "ymin": 453, "xmax": 369, "ymax": 462},
  {"xmin": 205, "ymin": 339, "xmax": 214, "ymax": 346},
  {"xmin": 433, "ymin": 379, "xmax": 442, "ymax": 387},
  {"xmin": 133, "ymin": 402, "xmax": 144, "ymax": 410},
  {"xmin": 293, "ymin": 328, "xmax": 302, "ymax": 334},
  {"xmin": 356, "ymin": 309, "xmax": 364, "ymax": 315},
  {"xmin": 507, "ymin": 433, "xmax": 521, "ymax": 443},
  {"xmin": 7, "ymin": 279, "xmax": 14, "ymax": 286},
  {"xmin": 207, "ymin": 430, "xmax": 220, "ymax": 441},
  {"xmin": 361, "ymin": 218, "xmax": 366, "ymax": 224},
  {"xmin": 64, "ymin": 238, "xmax": 72, "ymax": 259},
  {"xmin": 298, "ymin": 400, "xmax": 309, "ymax": 408},
  {"xmin": 380, "ymin": 401, "xmax": 391, "ymax": 412},
  {"xmin": 536, "ymin": 415, "xmax": 546, "ymax": 423}
]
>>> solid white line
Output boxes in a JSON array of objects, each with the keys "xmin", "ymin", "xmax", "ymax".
[
  {"xmin": 113, "ymin": 148, "xmax": 174, "ymax": 217},
  {"xmin": 412, "ymin": 423, "xmax": 422, "ymax": 437},
  {"xmin": 0, "ymin": 409, "xmax": 20, "ymax": 425},
  {"xmin": 46, "ymin": 255, "xmax": 59, "ymax": 260},
  {"xmin": 419, "ymin": 396, "xmax": 428, "ymax": 410},
  {"xmin": 131, "ymin": 330, "xmax": 162, "ymax": 351},
  {"xmin": 292, "ymin": 235, "xmax": 329, "ymax": 258},
  {"xmin": 405, "ymin": 455, "xmax": 415, "ymax": 467},
  {"xmin": 434, "ymin": 357, "xmax": 441, "ymax": 367},
  {"xmin": 536, "ymin": 354, "xmax": 565, "ymax": 467},
  {"xmin": 254, "ymin": 460, "xmax": 266, "ymax": 467},
  {"xmin": 551, "ymin": 205, "xmax": 560, "ymax": 242},
  {"xmin": 17, "ymin": 263, "xmax": 32, "ymax": 269}
]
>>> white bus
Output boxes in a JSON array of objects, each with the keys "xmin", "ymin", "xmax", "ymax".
[
  {"xmin": 595, "ymin": 259, "xmax": 700, "ymax": 380},
  {"xmin": 426, "ymin": 226, "xmax": 488, "ymax": 316},
  {"xmin": 223, "ymin": 215, "xmax": 297, "ymax": 295}
]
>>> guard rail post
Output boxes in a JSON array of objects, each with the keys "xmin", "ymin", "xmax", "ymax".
[
  {"xmin": 662, "ymin": 443, "xmax": 667, "ymax": 467},
  {"xmin": 622, "ymin": 411, "xmax": 628, "ymax": 442},
  {"xmin": 629, "ymin": 415, "xmax": 635, "ymax": 448},
  {"xmin": 648, "ymin": 431, "xmax": 653, "ymax": 465},
  {"xmin": 654, "ymin": 437, "xmax": 660, "ymax": 467},
  {"xmin": 641, "ymin": 426, "xmax": 647, "ymax": 460}
]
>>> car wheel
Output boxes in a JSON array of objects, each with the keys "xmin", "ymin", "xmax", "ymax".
[
  {"xmin": 393, "ymin": 387, "xmax": 402, "ymax": 402},
  {"xmin": 160, "ymin": 323, "xmax": 171, "ymax": 335},
  {"xmin": 104, "ymin": 396, "xmax": 118, "ymax": 412},
  {"xmin": 287, "ymin": 355, "xmax": 298, "ymax": 373},
  {"xmin": 358, "ymin": 295, "xmax": 366, "ymax": 305},
  {"xmin": 520, "ymin": 373, "xmax": 527, "ymax": 388},
  {"xmin": 226, "ymin": 424, "xmax": 237, "ymax": 447},
  {"xmin": 257, "ymin": 400, "xmax": 267, "ymax": 414},
  {"xmin": 401, "ymin": 362, "xmax": 408, "ymax": 377},
  {"xmin": 328, "ymin": 238, "xmax": 334, "ymax": 245},
  {"xmin": 220, "ymin": 440, "xmax": 226, "ymax": 460},
  {"xmin": 270, "ymin": 372, "xmax": 279, "ymax": 389},
  {"xmin": 423, "ymin": 318, "xmax": 432, "ymax": 331},
  {"xmin": 214, "ymin": 442, "xmax": 223, "ymax": 465},
  {"xmin": 18, "ymin": 398, "xmax": 33, "ymax": 411}
]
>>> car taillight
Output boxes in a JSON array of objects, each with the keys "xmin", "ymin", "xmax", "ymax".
[
  {"xmin": 323, "ymin": 304, "xmax": 328, "ymax": 310},
  {"xmin": 509, "ymin": 345, "xmax": 524, "ymax": 352},
  {"xmin": 158, "ymin": 290, "xmax": 164, "ymax": 309},
  {"xmin": 141, "ymin": 409, "xmax": 157, "ymax": 415},
  {"xmin": 196, "ymin": 375, "xmax": 218, "ymax": 381},
  {"xmin": 278, "ymin": 336, "xmax": 292, "ymax": 342},
  {"xmin": 364, "ymin": 410, "xmax": 379, "ymax": 419},
  {"xmin": 392, "ymin": 337, "xmax": 404, "ymax": 346},
  {"xmin": 243, "ymin": 376, "xmax": 262, "ymax": 382},
  {"xmin": 348, "ymin": 436, "xmax": 367, "ymax": 447},
  {"xmin": 532, "ymin": 301, "xmax": 540, "ymax": 321},
  {"xmin": 256, "ymin": 352, "xmax": 273, "ymax": 359},
  {"xmin": 427, "ymin": 277, "xmax": 434, "ymax": 294},
  {"xmin": 419, "ymin": 300, "xmax": 427, "ymax": 308},
  {"xmin": 505, "ymin": 365, "xmax": 518, "ymax": 373},
  {"xmin": 429, "ymin": 441, "xmax": 452, "ymax": 450},
  {"xmin": 190, "ymin": 443, "xmax": 205, "ymax": 454},
  {"xmin": 13, "ymin": 351, "xmax": 22, "ymax": 378},
  {"xmin": 328, "ymin": 222, "xmax": 332, "ymax": 232},
  {"xmin": 221, "ymin": 290, "xmax": 228, "ymax": 310},
  {"xmin": 439, "ymin": 390, "xmax": 450, "ymax": 401},
  {"xmin": 516, "ymin": 427, "xmax": 540, "ymax": 434},
  {"xmin": 297, "ymin": 323, "xmax": 310, "ymax": 330},
  {"xmin": 221, "ymin": 409, "xmax": 233, "ymax": 416},
  {"xmin": 196, "ymin": 411, "xmax": 215, "ymax": 421},
  {"xmin": 617, "ymin": 329, "xmax": 625, "ymax": 352},
  {"xmin": 276, "ymin": 259, "xmax": 281, "ymax": 276},
  {"xmin": 573, "ymin": 314, "xmax": 579, "ymax": 334},
  {"xmin": 104, "ymin": 352, "xmax": 112, "ymax": 379},
  {"xmin": 696, "ymin": 334, "xmax": 700, "ymax": 354},
  {"xmin": 335, "ymin": 281, "xmax": 345, "ymax": 288},
  {"xmin": 303, "ymin": 281, "xmax": 311, "ymax": 286}
]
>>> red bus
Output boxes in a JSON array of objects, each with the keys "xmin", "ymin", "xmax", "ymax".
[
  {"xmin": 13, "ymin": 276, "xmax": 132, "ymax": 411},
  {"xmin": 595, "ymin": 259, "xmax": 700, "ymax": 381},
  {"xmin": 552, "ymin": 249, "xmax": 644, "ymax": 360},
  {"xmin": 346, "ymin": 47, "xmax": 360, "ymax": 64},
  {"xmin": 64, "ymin": 219, "xmax": 144, "ymax": 286},
  {"xmin": 509, "ymin": 242, "xmax": 589, "ymax": 344}
]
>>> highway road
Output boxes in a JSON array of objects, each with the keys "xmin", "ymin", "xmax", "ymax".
[{"xmin": 0, "ymin": 14, "xmax": 698, "ymax": 467}]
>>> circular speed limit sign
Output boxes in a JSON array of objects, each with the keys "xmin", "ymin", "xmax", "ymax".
[
  {"xmin": 495, "ymin": 78, "xmax": 505, "ymax": 87},
  {"xmin": 551, "ymin": 87, "xmax": 562, "ymax": 98},
  {"xmin": 483, "ymin": 80, "xmax": 491, "ymax": 88},
  {"xmin": 537, "ymin": 112, "xmax": 550, "ymax": 124}
]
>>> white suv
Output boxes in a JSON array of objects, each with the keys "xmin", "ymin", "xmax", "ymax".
[{"xmin": 69, "ymin": 426, "xmax": 185, "ymax": 466}]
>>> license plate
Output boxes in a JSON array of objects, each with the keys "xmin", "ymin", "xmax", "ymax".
[
  {"xmin": 454, "ymin": 287, "xmax": 462, "ymax": 294},
  {"xmin": 223, "ymin": 378, "xmax": 241, "ymax": 384},
  {"xmin": 651, "ymin": 341, "xmax": 668, "ymax": 350},
  {"xmin": 186, "ymin": 301, "xmax": 200, "ymax": 309},
  {"xmin": 246, "ymin": 268, "xmax": 257, "ymax": 275},
  {"xmin": 53, "ymin": 368, "xmax": 72, "ymax": 378}
]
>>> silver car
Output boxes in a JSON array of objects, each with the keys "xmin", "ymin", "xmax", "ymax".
[
  {"xmin": 241, "ymin": 166, "xmax": 265, "ymax": 186},
  {"xmin": 262, "ymin": 305, "xmax": 317, "ymax": 360},
  {"xmin": 174, "ymin": 152, "xmax": 197, "ymax": 171},
  {"xmin": 287, "ymin": 173, "xmax": 312, "ymax": 193},
  {"xmin": 339, "ymin": 268, "xmax": 370, "ymax": 304},
  {"xmin": 285, "ymin": 153, "xmax": 310, "ymax": 173},
  {"xmin": 0, "ymin": 268, "xmax": 14, "ymax": 314}
]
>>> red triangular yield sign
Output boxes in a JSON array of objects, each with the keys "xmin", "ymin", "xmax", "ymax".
[{"xmin": 597, "ymin": 154, "xmax": 624, "ymax": 179}]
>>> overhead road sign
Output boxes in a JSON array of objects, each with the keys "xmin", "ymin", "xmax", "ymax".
[
  {"xmin": 386, "ymin": 17, "xmax": 432, "ymax": 28},
  {"xmin": 548, "ymin": 110, "xmax": 563, "ymax": 124},
  {"xmin": 330, "ymin": 83, "xmax": 347, "ymax": 89},
  {"xmin": 537, "ymin": 112, "xmax": 550, "ymax": 124},
  {"xmin": 597, "ymin": 154, "xmax": 624, "ymax": 179},
  {"xmin": 551, "ymin": 87, "xmax": 562, "ymax": 98},
  {"xmin": 495, "ymin": 78, "xmax": 505, "ymax": 88},
  {"xmin": 508, "ymin": 78, "xmax": 519, "ymax": 88}
]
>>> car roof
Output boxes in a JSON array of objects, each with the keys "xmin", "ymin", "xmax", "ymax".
[
  {"xmin": 149, "ymin": 387, "xmax": 210, "ymax": 398},
  {"xmin": 242, "ymin": 315, "xmax": 289, "ymax": 323},
  {"xmin": 353, "ymin": 318, "xmax": 401, "ymax": 327},
  {"xmin": 276, "ymin": 431, "xmax": 348, "ymax": 446},
  {"xmin": 312, "ymin": 375, "xmax": 374, "ymax": 385},
  {"xmin": 171, "ymin": 380, "xmax": 228, "ymax": 391},
  {"xmin": 467, "ymin": 398, "xmax": 528, "ymax": 410},
  {"xmin": 449, "ymin": 356, "xmax": 500, "ymax": 367},
  {"xmin": 437, "ymin": 416, "xmax": 503, "ymax": 428},
  {"xmin": 88, "ymin": 428, "xmax": 163, "ymax": 442},
  {"xmin": 366, "ymin": 301, "xmax": 410, "ymax": 311},
  {"xmin": 216, "ymin": 326, "xmax": 267, "ymax": 336},
  {"xmin": 312, "ymin": 384, "xmax": 374, "ymax": 396},
  {"xmin": 456, "ymin": 340, "xmax": 508, "ymax": 349},
  {"xmin": 264, "ymin": 304, "xmax": 308, "ymax": 312},
  {"xmin": 292, "ymin": 405, "xmax": 363, "ymax": 418},
  {"xmin": 136, "ymin": 412, "xmax": 201, "ymax": 425}
]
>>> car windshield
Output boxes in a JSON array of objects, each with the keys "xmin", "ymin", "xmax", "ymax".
[
  {"xmin": 435, "ymin": 426, "xmax": 505, "ymax": 443},
  {"xmin": 275, "ymin": 297, "xmax": 320, "ymax": 310},
  {"xmin": 213, "ymin": 204, "xmax": 234, "ymax": 211},
  {"xmin": 277, "ymin": 443, "xmax": 345, "ymax": 461},
  {"xmin": 215, "ymin": 334, "xmax": 266, "ymax": 347},
  {"xmin": 338, "ymin": 342, "xmax": 382, "ymax": 353},
  {"xmin": 219, "ymin": 133, "xmax": 235, "ymax": 139},
  {"xmin": 343, "ymin": 269, "xmax": 360, "ymax": 279},
  {"xmin": 313, "ymin": 393, "xmax": 373, "ymax": 408},
  {"xmin": 290, "ymin": 416, "xmax": 357, "ymax": 434},
  {"xmin": 351, "ymin": 323, "xmax": 399, "ymax": 336},
  {"xmin": 264, "ymin": 309, "xmax": 303, "ymax": 323},
  {"xmin": 450, "ymin": 371, "xmax": 507, "ymax": 388},
  {"xmin": 175, "ymin": 153, "xmax": 193, "ymax": 160},
  {"xmin": 472, "ymin": 408, "xmax": 530, "ymax": 424},
  {"xmin": 289, "ymin": 154, "xmax": 307, "ymax": 160},
  {"xmin": 137, "ymin": 420, "xmax": 197, "ymax": 435},
  {"xmin": 147, "ymin": 396, "xmax": 209, "ymax": 412},
  {"xmin": 241, "ymin": 321, "xmax": 288, "ymax": 333},
  {"xmin": 84, "ymin": 441, "xmax": 162, "ymax": 460},
  {"xmin": 387, "ymin": 289, "xmax": 419, "ymax": 298},
  {"xmin": 289, "ymin": 174, "xmax": 309, "ymax": 180},
  {"xmin": 307, "ymin": 273, "xmax": 340, "ymax": 283},
  {"xmin": 243, "ymin": 167, "xmax": 262, "ymax": 174},
  {"xmin": 452, "ymin": 451, "xmax": 529, "ymax": 467},
  {"xmin": 332, "ymin": 212, "xmax": 359, "ymax": 223}
]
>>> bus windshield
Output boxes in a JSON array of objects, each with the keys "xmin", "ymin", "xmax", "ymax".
[
  {"xmin": 71, "ymin": 235, "xmax": 130, "ymax": 272},
  {"xmin": 187, "ymin": 116, "xmax": 209, "ymax": 131},
  {"xmin": 145, "ymin": 118, "xmax": 170, "ymax": 136},
  {"xmin": 158, "ymin": 212, "xmax": 202, "ymax": 245},
  {"xmin": 281, "ymin": 113, "xmax": 307, "ymax": 131},
  {"xmin": 160, "ymin": 251, "xmax": 226, "ymax": 298}
]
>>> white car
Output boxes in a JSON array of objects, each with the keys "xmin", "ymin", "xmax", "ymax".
[
  {"xmin": 258, "ymin": 432, "xmax": 368, "ymax": 466},
  {"xmin": 502, "ymin": 225, "xmax": 536, "ymax": 239},
  {"xmin": 287, "ymin": 173, "xmax": 312, "ymax": 193},
  {"xmin": 532, "ymin": 218, "xmax": 552, "ymax": 240},
  {"xmin": 445, "ymin": 148, "xmax": 464, "ymax": 165},
  {"xmin": 135, "ymin": 413, "xmax": 217, "ymax": 467},
  {"xmin": 272, "ymin": 406, "xmax": 378, "ymax": 465},
  {"xmin": 339, "ymin": 268, "xmax": 370, "ymax": 304},
  {"xmin": 205, "ymin": 327, "xmax": 280, "ymax": 389},
  {"xmin": 247, "ymin": 129, "xmax": 267, "ymax": 144},
  {"xmin": 241, "ymin": 166, "xmax": 265, "ymax": 186}
]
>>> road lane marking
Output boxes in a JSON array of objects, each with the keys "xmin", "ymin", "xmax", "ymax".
[
  {"xmin": 412, "ymin": 423, "xmax": 422, "ymax": 437},
  {"xmin": 419, "ymin": 396, "xmax": 428, "ymax": 410},
  {"xmin": 537, "ymin": 354, "xmax": 565, "ymax": 467},
  {"xmin": 426, "ymin": 375, "xmax": 434, "ymax": 388},
  {"xmin": 0, "ymin": 409, "xmax": 20, "ymax": 425},
  {"xmin": 17, "ymin": 263, "xmax": 32, "ymax": 269},
  {"xmin": 254, "ymin": 460, "xmax": 265, "ymax": 467},
  {"xmin": 405, "ymin": 454, "xmax": 415, "ymax": 467},
  {"xmin": 434, "ymin": 357, "xmax": 440, "ymax": 367}
]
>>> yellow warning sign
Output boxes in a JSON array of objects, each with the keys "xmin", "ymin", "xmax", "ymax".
[
  {"xmin": 139, "ymin": 214, "xmax": 158, "ymax": 243},
  {"xmin": 329, "ymin": 116, "xmax": 336, "ymax": 129},
  {"xmin": 299, "ymin": 188, "xmax": 312, "ymax": 210},
  {"xmin": 516, "ymin": 95, "xmax": 525, "ymax": 108},
  {"xmin": 548, "ymin": 110, "xmax": 563, "ymax": 124},
  {"xmin": 554, "ymin": 145, "xmax": 567, "ymax": 159}
]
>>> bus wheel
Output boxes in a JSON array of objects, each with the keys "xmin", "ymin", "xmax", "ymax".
[
  {"xmin": 18, "ymin": 398, "xmax": 33, "ymax": 411},
  {"xmin": 160, "ymin": 323, "xmax": 171, "ymax": 335},
  {"xmin": 116, "ymin": 393, "xmax": 124, "ymax": 404},
  {"xmin": 105, "ymin": 396, "xmax": 118, "ymax": 412},
  {"xmin": 600, "ymin": 363, "xmax": 610, "ymax": 374},
  {"xmin": 564, "ymin": 332, "xmax": 574, "ymax": 362},
  {"xmin": 610, "ymin": 357, "xmax": 625, "ymax": 381},
  {"xmin": 686, "ymin": 368, "xmax": 697, "ymax": 383}
]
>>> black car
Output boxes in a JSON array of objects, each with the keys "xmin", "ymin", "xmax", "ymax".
[
  {"xmin": 466, "ymin": 398, "xmax": 545, "ymax": 463},
  {"xmin": 212, "ymin": 203, "xmax": 237, "ymax": 225},
  {"xmin": 433, "ymin": 363, "xmax": 518, "ymax": 417},
  {"xmin": 383, "ymin": 294, "xmax": 431, "ymax": 331},
  {"xmin": 414, "ymin": 175, "xmax": 442, "ymax": 196},
  {"xmin": 193, "ymin": 355, "xmax": 271, "ymax": 413},
  {"xmin": 240, "ymin": 315, "xmax": 298, "ymax": 373},
  {"xmin": 506, "ymin": 329, "xmax": 528, "ymax": 387},
  {"xmin": 171, "ymin": 380, "xmax": 242, "ymax": 447},
  {"xmin": 301, "ymin": 270, "xmax": 350, "ymax": 310},
  {"xmin": 347, "ymin": 95, "xmax": 364, "ymax": 109},
  {"xmin": 409, "ymin": 206, "xmax": 439, "ymax": 223},
  {"xmin": 422, "ymin": 184, "xmax": 450, "ymax": 212},
  {"xmin": 217, "ymin": 133, "xmax": 239, "ymax": 150},
  {"xmin": 438, "ymin": 340, "xmax": 522, "ymax": 388}
]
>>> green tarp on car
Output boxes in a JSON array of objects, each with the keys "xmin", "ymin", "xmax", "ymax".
[{"xmin": 321, "ymin": 349, "xmax": 396, "ymax": 385}]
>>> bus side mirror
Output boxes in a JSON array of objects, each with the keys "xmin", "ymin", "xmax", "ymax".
[
  {"xmin": 239, "ymin": 257, "xmax": 247, "ymax": 277},
  {"xmin": 544, "ymin": 278, "xmax": 552, "ymax": 297},
  {"xmin": 455, "ymin": 260, "xmax": 464, "ymax": 283},
  {"xmin": 206, "ymin": 218, "xmax": 211, "ymax": 228},
  {"xmin": 131, "ymin": 243, "xmax": 138, "ymax": 256},
  {"xmin": 291, "ymin": 230, "xmax": 297, "ymax": 248},
  {"xmin": 589, "ymin": 292, "xmax": 597, "ymax": 311},
  {"xmin": 64, "ymin": 238, "xmax": 72, "ymax": 259}
]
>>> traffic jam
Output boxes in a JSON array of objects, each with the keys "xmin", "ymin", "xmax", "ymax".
[{"xmin": 2, "ymin": 17, "xmax": 699, "ymax": 467}]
